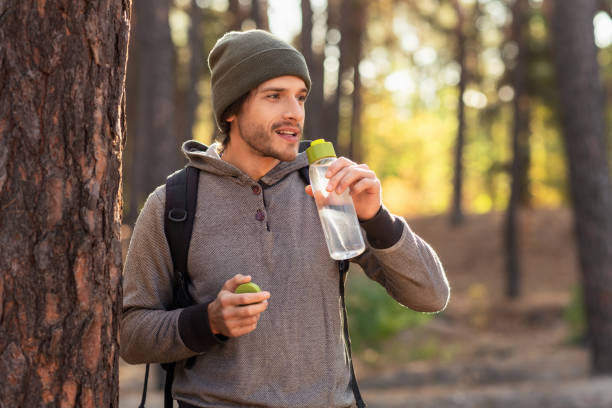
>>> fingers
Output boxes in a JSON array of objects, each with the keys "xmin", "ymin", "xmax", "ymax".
[
  {"xmin": 325, "ymin": 156, "xmax": 356, "ymax": 177},
  {"xmin": 326, "ymin": 161, "xmax": 376, "ymax": 195},
  {"xmin": 349, "ymin": 177, "xmax": 380, "ymax": 196},
  {"xmin": 210, "ymin": 274, "xmax": 271, "ymax": 338},
  {"xmin": 304, "ymin": 185, "xmax": 314, "ymax": 197},
  {"xmin": 219, "ymin": 300, "xmax": 269, "ymax": 337},
  {"xmin": 219, "ymin": 291, "xmax": 270, "ymax": 308},
  {"xmin": 223, "ymin": 299, "xmax": 269, "ymax": 318},
  {"xmin": 222, "ymin": 274, "xmax": 252, "ymax": 293}
]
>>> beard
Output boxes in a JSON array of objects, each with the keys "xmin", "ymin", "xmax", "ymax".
[{"xmin": 236, "ymin": 118, "xmax": 302, "ymax": 162}]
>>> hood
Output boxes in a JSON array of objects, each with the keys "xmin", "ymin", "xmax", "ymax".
[{"xmin": 182, "ymin": 140, "xmax": 309, "ymax": 186}]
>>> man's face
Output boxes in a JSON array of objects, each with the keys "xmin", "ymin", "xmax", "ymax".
[{"xmin": 227, "ymin": 75, "xmax": 308, "ymax": 162}]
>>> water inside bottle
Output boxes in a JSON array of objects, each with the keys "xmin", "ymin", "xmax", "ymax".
[
  {"xmin": 318, "ymin": 205, "xmax": 365, "ymax": 260},
  {"xmin": 309, "ymin": 158, "xmax": 366, "ymax": 259}
]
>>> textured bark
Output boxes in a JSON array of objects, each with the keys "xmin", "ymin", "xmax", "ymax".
[
  {"xmin": 450, "ymin": 0, "xmax": 467, "ymax": 226},
  {"xmin": 504, "ymin": 0, "xmax": 530, "ymax": 299},
  {"xmin": 550, "ymin": 0, "xmax": 612, "ymax": 373},
  {"xmin": 0, "ymin": 1, "xmax": 130, "ymax": 407},
  {"xmin": 126, "ymin": 0, "xmax": 180, "ymax": 224}
]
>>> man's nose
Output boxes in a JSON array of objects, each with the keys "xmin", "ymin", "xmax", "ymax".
[{"xmin": 283, "ymin": 98, "xmax": 305, "ymax": 122}]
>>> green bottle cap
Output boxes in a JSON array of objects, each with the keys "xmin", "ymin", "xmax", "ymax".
[
  {"xmin": 306, "ymin": 139, "xmax": 336, "ymax": 164},
  {"xmin": 235, "ymin": 282, "xmax": 262, "ymax": 294}
]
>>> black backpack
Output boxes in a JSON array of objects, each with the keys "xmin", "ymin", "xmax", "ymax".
[{"xmin": 138, "ymin": 141, "xmax": 366, "ymax": 408}]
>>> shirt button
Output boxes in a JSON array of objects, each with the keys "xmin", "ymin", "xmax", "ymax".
[
  {"xmin": 255, "ymin": 209, "xmax": 265, "ymax": 222},
  {"xmin": 252, "ymin": 185, "xmax": 262, "ymax": 195}
]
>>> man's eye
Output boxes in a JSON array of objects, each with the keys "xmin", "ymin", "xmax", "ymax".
[
  {"xmin": 267, "ymin": 94, "xmax": 280, "ymax": 100},
  {"xmin": 298, "ymin": 95, "xmax": 307, "ymax": 102}
]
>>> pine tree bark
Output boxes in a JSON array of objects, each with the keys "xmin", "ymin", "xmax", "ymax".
[
  {"xmin": 550, "ymin": 0, "xmax": 612, "ymax": 373},
  {"xmin": 0, "ymin": 1, "xmax": 131, "ymax": 407}
]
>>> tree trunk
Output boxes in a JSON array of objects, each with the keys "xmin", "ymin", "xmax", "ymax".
[
  {"xmin": 550, "ymin": 0, "xmax": 612, "ymax": 374},
  {"xmin": 450, "ymin": 0, "xmax": 467, "ymax": 226},
  {"xmin": 185, "ymin": 0, "xmax": 205, "ymax": 143},
  {"xmin": 324, "ymin": 0, "xmax": 344, "ymax": 149},
  {"xmin": 127, "ymin": 0, "xmax": 180, "ymax": 225},
  {"xmin": 301, "ymin": 0, "xmax": 325, "ymax": 141},
  {"xmin": 504, "ymin": 0, "xmax": 531, "ymax": 299},
  {"xmin": 229, "ymin": 0, "xmax": 243, "ymax": 31},
  {"xmin": 349, "ymin": 1, "xmax": 366, "ymax": 163},
  {"xmin": 0, "ymin": 1, "xmax": 130, "ymax": 407},
  {"xmin": 251, "ymin": 0, "xmax": 269, "ymax": 30}
]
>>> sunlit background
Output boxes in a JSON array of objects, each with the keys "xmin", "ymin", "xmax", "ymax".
[{"xmin": 158, "ymin": 0, "xmax": 612, "ymax": 218}]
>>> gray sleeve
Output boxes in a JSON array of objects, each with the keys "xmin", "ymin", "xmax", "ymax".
[
  {"xmin": 120, "ymin": 187, "xmax": 202, "ymax": 364},
  {"xmin": 353, "ymin": 209, "xmax": 450, "ymax": 313}
]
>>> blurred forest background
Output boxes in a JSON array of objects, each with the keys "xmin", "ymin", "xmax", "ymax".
[
  {"xmin": 124, "ymin": 0, "xmax": 612, "ymax": 220},
  {"xmin": 119, "ymin": 0, "xmax": 612, "ymax": 407}
]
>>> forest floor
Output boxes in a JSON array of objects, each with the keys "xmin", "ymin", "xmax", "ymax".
[{"xmin": 118, "ymin": 207, "xmax": 612, "ymax": 408}]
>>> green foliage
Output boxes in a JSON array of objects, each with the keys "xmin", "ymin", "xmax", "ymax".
[
  {"xmin": 346, "ymin": 270, "xmax": 434, "ymax": 352},
  {"xmin": 564, "ymin": 285, "xmax": 587, "ymax": 345}
]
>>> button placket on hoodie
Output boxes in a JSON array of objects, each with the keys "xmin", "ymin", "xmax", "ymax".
[{"xmin": 252, "ymin": 182, "xmax": 269, "ymax": 231}]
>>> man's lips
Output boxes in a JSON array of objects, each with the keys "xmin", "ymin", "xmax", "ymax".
[{"xmin": 274, "ymin": 126, "xmax": 301, "ymax": 141}]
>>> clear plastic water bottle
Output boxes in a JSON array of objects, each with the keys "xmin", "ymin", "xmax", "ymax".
[{"xmin": 306, "ymin": 139, "xmax": 366, "ymax": 260}]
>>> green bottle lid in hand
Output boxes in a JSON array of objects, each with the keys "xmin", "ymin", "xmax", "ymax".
[{"xmin": 235, "ymin": 282, "xmax": 262, "ymax": 294}]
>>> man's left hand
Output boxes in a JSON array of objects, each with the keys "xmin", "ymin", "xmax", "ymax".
[{"xmin": 305, "ymin": 157, "xmax": 382, "ymax": 221}]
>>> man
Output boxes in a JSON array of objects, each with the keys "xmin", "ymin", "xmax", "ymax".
[{"xmin": 121, "ymin": 30, "xmax": 449, "ymax": 408}]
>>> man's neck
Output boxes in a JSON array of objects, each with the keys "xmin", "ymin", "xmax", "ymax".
[{"xmin": 221, "ymin": 139, "xmax": 280, "ymax": 181}]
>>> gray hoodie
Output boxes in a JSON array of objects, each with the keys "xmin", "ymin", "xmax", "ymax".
[{"xmin": 120, "ymin": 141, "xmax": 449, "ymax": 408}]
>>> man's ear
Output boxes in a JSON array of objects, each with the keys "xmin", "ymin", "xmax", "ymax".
[{"xmin": 225, "ymin": 114, "xmax": 236, "ymax": 123}]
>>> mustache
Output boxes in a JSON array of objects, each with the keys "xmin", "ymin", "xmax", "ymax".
[{"xmin": 272, "ymin": 121, "xmax": 303, "ymax": 133}]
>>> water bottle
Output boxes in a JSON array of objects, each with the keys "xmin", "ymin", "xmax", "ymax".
[{"xmin": 306, "ymin": 139, "xmax": 366, "ymax": 260}]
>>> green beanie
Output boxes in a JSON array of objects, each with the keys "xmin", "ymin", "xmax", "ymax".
[{"xmin": 208, "ymin": 30, "xmax": 311, "ymax": 132}]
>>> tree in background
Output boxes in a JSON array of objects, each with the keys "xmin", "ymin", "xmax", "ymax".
[
  {"xmin": 347, "ymin": 0, "xmax": 367, "ymax": 163},
  {"xmin": 300, "ymin": 0, "xmax": 326, "ymax": 142},
  {"xmin": 549, "ymin": 0, "xmax": 612, "ymax": 373},
  {"xmin": 449, "ymin": 0, "xmax": 469, "ymax": 225},
  {"xmin": 0, "ymin": 1, "xmax": 130, "ymax": 406},
  {"xmin": 251, "ymin": 0, "xmax": 270, "ymax": 30},
  {"xmin": 324, "ymin": 0, "xmax": 343, "ymax": 149},
  {"xmin": 504, "ymin": 0, "xmax": 531, "ymax": 298},
  {"xmin": 326, "ymin": 0, "xmax": 367, "ymax": 157},
  {"xmin": 126, "ymin": 0, "xmax": 182, "ymax": 225},
  {"xmin": 184, "ymin": 0, "xmax": 205, "ymax": 144},
  {"xmin": 228, "ymin": 0, "xmax": 246, "ymax": 30},
  {"xmin": 228, "ymin": 0, "xmax": 268, "ymax": 31}
]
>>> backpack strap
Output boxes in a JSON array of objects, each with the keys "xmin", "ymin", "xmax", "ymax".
[
  {"xmin": 164, "ymin": 165, "xmax": 199, "ymax": 309},
  {"xmin": 338, "ymin": 260, "xmax": 366, "ymax": 408},
  {"xmin": 163, "ymin": 165, "xmax": 200, "ymax": 408},
  {"xmin": 140, "ymin": 164, "xmax": 201, "ymax": 408},
  {"xmin": 298, "ymin": 140, "xmax": 311, "ymax": 186},
  {"xmin": 299, "ymin": 140, "xmax": 366, "ymax": 407}
]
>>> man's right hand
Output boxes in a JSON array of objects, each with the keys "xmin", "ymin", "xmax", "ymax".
[{"xmin": 207, "ymin": 274, "xmax": 270, "ymax": 338}]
